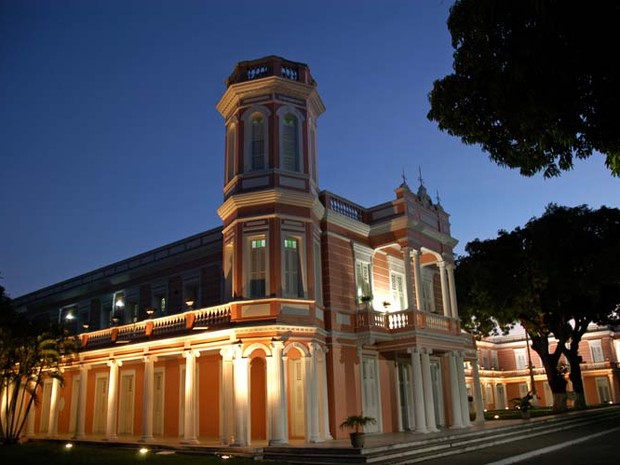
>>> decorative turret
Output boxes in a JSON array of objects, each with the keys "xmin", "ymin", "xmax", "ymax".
[
  {"xmin": 216, "ymin": 57, "xmax": 326, "ymax": 320},
  {"xmin": 217, "ymin": 56, "xmax": 325, "ymax": 200}
]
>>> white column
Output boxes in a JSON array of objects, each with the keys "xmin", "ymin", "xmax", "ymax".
[
  {"xmin": 608, "ymin": 374, "xmax": 618, "ymax": 404},
  {"xmin": 268, "ymin": 340, "xmax": 288, "ymax": 445},
  {"xmin": 105, "ymin": 359, "xmax": 122, "ymax": 440},
  {"xmin": 412, "ymin": 250, "xmax": 423, "ymax": 310},
  {"xmin": 140, "ymin": 355, "xmax": 156, "ymax": 442},
  {"xmin": 307, "ymin": 343, "xmax": 321, "ymax": 443},
  {"xmin": 420, "ymin": 349, "xmax": 438, "ymax": 432},
  {"xmin": 395, "ymin": 364, "xmax": 404, "ymax": 431},
  {"xmin": 181, "ymin": 349, "xmax": 200, "ymax": 444},
  {"xmin": 456, "ymin": 353, "xmax": 471, "ymax": 427},
  {"xmin": 410, "ymin": 349, "xmax": 427, "ymax": 433},
  {"xmin": 74, "ymin": 364, "xmax": 89, "ymax": 439},
  {"xmin": 438, "ymin": 261, "xmax": 451, "ymax": 318},
  {"xmin": 220, "ymin": 347, "xmax": 235, "ymax": 445},
  {"xmin": 403, "ymin": 246, "xmax": 415, "ymax": 310},
  {"xmin": 447, "ymin": 353, "xmax": 464, "ymax": 428},
  {"xmin": 318, "ymin": 346, "xmax": 332, "ymax": 440},
  {"xmin": 472, "ymin": 357, "xmax": 485, "ymax": 425},
  {"xmin": 47, "ymin": 377, "xmax": 61, "ymax": 437},
  {"xmin": 446, "ymin": 263, "xmax": 459, "ymax": 319},
  {"xmin": 232, "ymin": 345, "xmax": 249, "ymax": 446},
  {"xmin": 25, "ymin": 398, "xmax": 36, "ymax": 437}
]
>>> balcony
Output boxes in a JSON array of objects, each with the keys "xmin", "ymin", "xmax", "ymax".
[
  {"xmin": 355, "ymin": 308, "xmax": 460, "ymax": 335},
  {"xmin": 81, "ymin": 304, "xmax": 232, "ymax": 349}
]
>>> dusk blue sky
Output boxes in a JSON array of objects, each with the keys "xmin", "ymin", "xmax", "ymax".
[{"xmin": 2, "ymin": 0, "xmax": 618, "ymax": 298}]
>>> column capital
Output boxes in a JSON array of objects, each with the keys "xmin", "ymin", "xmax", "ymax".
[
  {"xmin": 220, "ymin": 346, "xmax": 235, "ymax": 360},
  {"xmin": 143, "ymin": 355, "xmax": 158, "ymax": 363},
  {"xmin": 308, "ymin": 341, "xmax": 322, "ymax": 355},
  {"xmin": 270, "ymin": 339, "xmax": 285, "ymax": 351},
  {"xmin": 183, "ymin": 348, "xmax": 200, "ymax": 359},
  {"xmin": 107, "ymin": 359, "xmax": 122, "ymax": 368},
  {"xmin": 437, "ymin": 260, "xmax": 447, "ymax": 270}
]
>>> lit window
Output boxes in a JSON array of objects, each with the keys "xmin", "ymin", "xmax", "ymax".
[
  {"xmin": 283, "ymin": 237, "xmax": 304, "ymax": 298},
  {"xmin": 249, "ymin": 238, "xmax": 267, "ymax": 298}
]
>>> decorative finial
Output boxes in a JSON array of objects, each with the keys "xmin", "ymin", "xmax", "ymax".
[
  {"xmin": 418, "ymin": 166, "xmax": 425, "ymax": 187},
  {"xmin": 401, "ymin": 168, "xmax": 407, "ymax": 185},
  {"xmin": 436, "ymin": 190, "xmax": 442, "ymax": 205}
]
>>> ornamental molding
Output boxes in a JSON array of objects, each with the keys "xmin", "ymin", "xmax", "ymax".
[{"xmin": 217, "ymin": 76, "xmax": 326, "ymax": 120}]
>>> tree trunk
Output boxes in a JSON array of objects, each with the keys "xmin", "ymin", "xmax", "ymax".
[
  {"xmin": 566, "ymin": 351, "xmax": 587, "ymax": 409},
  {"xmin": 530, "ymin": 334, "xmax": 567, "ymax": 412}
]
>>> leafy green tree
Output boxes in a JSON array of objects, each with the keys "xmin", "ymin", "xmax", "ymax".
[
  {"xmin": 0, "ymin": 285, "xmax": 78, "ymax": 445},
  {"xmin": 428, "ymin": 0, "xmax": 620, "ymax": 177},
  {"xmin": 457, "ymin": 205, "xmax": 620, "ymax": 411}
]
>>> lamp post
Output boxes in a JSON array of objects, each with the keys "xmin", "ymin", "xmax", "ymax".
[{"xmin": 525, "ymin": 330, "xmax": 538, "ymax": 406}]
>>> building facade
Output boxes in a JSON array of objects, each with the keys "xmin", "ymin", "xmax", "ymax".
[
  {"xmin": 469, "ymin": 326, "xmax": 620, "ymax": 410},
  {"xmin": 12, "ymin": 56, "xmax": 479, "ymax": 446}
]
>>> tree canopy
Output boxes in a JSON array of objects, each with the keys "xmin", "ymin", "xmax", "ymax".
[
  {"xmin": 457, "ymin": 205, "xmax": 620, "ymax": 410},
  {"xmin": 428, "ymin": 0, "xmax": 620, "ymax": 177}
]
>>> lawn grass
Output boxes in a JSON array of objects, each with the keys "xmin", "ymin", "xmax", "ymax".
[{"xmin": 0, "ymin": 441, "xmax": 265, "ymax": 465}]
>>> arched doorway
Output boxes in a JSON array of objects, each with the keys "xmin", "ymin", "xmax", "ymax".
[{"xmin": 249, "ymin": 352, "xmax": 267, "ymax": 441}]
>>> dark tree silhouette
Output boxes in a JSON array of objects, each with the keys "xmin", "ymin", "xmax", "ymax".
[
  {"xmin": 429, "ymin": 0, "xmax": 620, "ymax": 177},
  {"xmin": 457, "ymin": 205, "xmax": 620, "ymax": 411}
]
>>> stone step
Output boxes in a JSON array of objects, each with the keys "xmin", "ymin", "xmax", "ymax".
[{"xmin": 263, "ymin": 407, "xmax": 620, "ymax": 465}]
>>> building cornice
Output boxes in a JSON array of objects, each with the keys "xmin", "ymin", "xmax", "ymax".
[{"xmin": 217, "ymin": 188, "xmax": 317, "ymax": 222}]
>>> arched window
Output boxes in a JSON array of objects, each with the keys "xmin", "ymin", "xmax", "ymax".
[
  {"xmin": 282, "ymin": 114, "xmax": 299, "ymax": 171},
  {"xmin": 250, "ymin": 112, "xmax": 265, "ymax": 171},
  {"xmin": 277, "ymin": 106, "xmax": 304, "ymax": 173},
  {"xmin": 242, "ymin": 106, "xmax": 270, "ymax": 173}
]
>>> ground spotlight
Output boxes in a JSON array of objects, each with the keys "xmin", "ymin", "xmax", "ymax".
[
  {"xmin": 65, "ymin": 442, "xmax": 74, "ymax": 449},
  {"xmin": 139, "ymin": 447, "xmax": 149, "ymax": 455},
  {"xmin": 493, "ymin": 414, "xmax": 500, "ymax": 419}
]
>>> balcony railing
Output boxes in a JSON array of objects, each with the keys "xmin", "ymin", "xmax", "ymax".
[
  {"xmin": 356, "ymin": 308, "xmax": 458, "ymax": 334},
  {"xmin": 226, "ymin": 56, "xmax": 314, "ymax": 87},
  {"xmin": 321, "ymin": 191, "xmax": 365, "ymax": 222},
  {"xmin": 82, "ymin": 304, "xmax": 232, "ymax": 349}
]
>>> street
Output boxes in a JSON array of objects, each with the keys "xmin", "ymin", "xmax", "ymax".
[{"xmin": 411, "ymin": 415, "xmax": 620, "ymax": 465}]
